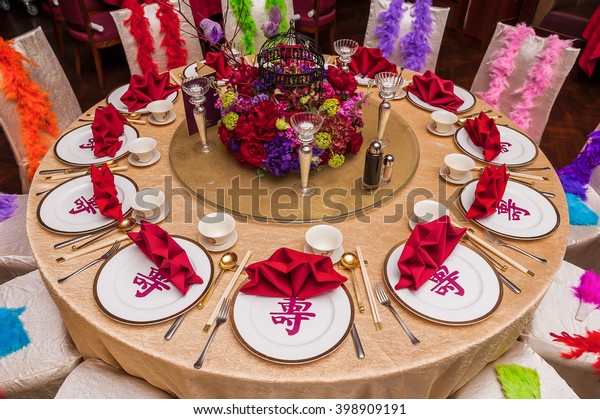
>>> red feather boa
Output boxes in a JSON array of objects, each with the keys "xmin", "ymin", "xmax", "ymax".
[
  {"xmin": 551, "ymin": 329, "xmax": 600, "ymax": 376},
  {"xmin": 123, "ymin": 0, "xmax": 188, "ymax": 73},
  {"xmin": 0, "ymin": 37, "xmax": 59, "ymax": 180}
]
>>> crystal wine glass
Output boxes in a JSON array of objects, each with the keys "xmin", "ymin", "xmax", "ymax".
[
  {"xmin": 334, "ymin": 39, "xmax": 359, "ymax": 72},
  {"xmin": 290, "ymin": 112, "xmax": 324, "ymax": 197},
  {"xmin": 181, "ymin": 76, "xmax": 215, "ymax": 153},
  {"xmin": 374, "ymin": 71, "xmax": 405, "ymax": 147},
  {"xmin": 224, "ymin": 41, "xmax": 246, "ymax": 69}
]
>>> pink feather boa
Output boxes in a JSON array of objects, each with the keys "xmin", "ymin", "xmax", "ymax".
[
  {"xmin": 479, "ymin": 24, "xmax": 534, "ymax": 107},
  {"xmin": 573, "ymin": 270, "xmax": 600, "ymax": 307},
  {"xmin": 509, "ymin": 34, "xmax": 573, "ymax": 131}
]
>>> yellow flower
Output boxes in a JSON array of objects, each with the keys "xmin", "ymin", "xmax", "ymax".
[
  {"xmin": 275, "ymin": 118, "xmax": 290, "ymax": 130},
  {"xmin": 221, "ymin": 91, "xmax": 236, "ymax": 108},
  {"xmin": 314, "ymin": 132, "xmax": 332, "ymax": 148},
  {"xmin": 321, "ymin": 98, "xmax": 339, "ymax": 117},
  {"xmin": 299, "ymin": 95, "xmax": 310, "ymax": 105},
  {"xmin": 328, "ymin": 153, "xmax": 345, "ymax": 168},
  {"xmin": 223, "ymin": 112, "xmax": 239, "ymax": 130}
]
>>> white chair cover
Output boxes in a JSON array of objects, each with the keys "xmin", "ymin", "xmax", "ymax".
[
  {"xmin": 0, "ymin": 270, "xmax": 82, "ymax": 398},
  {"xmin": 564, "ymin": 122, "xmax": 600, "ymax": 272},
  {"xmin": 450, "ymin": 341, "xmax": 578, "ymax": 399},
  {"xmin": 110, "ymin": 1, "xmax": 204, "ymax": 76},
  {"xmin": 363, "ymin": 1, "xmax": 449, "ymax": 72},
  {"xmin": 0, "ymin": 26, "xmax": 81, "ymax": 193},
  {"xmin": 221, "ymin": 0, "xmax": 295, "ymax": 54},
  {"xmin": 55, "ymin": 358, "xmax": 173, "ymax": 399},
  {"xmin": 520, "ymin": 260, "xmax": 600, "ymax": 398},
  {"xmin": 0, "ymin": 194, "xmax": 36, "ymax": 284},
  {"xmin": 471, "ymin": 22, "xmax": 579, "ymax": 145}
]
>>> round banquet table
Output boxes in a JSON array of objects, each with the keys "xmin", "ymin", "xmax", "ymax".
[{"xmin": 25, "ymin": 68, "xmax": 569, "ymax": 399}]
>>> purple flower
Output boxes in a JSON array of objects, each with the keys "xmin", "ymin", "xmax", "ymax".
[
  {"xmin": 200, "ymin": 18, "xmax": 224, "ymax": 45},
  {"xmin": 261, "ymin": 6, "xmax": 282, "ymax": 38}
]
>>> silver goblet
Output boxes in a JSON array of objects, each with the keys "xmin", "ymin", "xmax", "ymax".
[
  {"xmin": 181, "ymin": 76, "xmax": 215, "ymax": 153},
  {"xmin": 290, "ymin": 112, "xmax": 324, "ymax": 197},
  {"xmin": 374, "ymin": 71, "xmax": 405, "ymax": 146},
  {"xmin": 334, "ymin": 39, "xmax": 359, "ymax": 72}
]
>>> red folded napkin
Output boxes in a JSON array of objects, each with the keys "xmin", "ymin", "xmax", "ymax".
[
  {"xmin": 205, "ymin": 51, "xmax": 232, "ymax": 80},
  {"xmin": 240, "ymin": 247, "xmax": 347, "ymax": 299},
  {"xmin": 347, "ymin": 46, "xmax": 397, "ymax": 78},
  {"xmin": 466, "ymin": 164, "xmax": 510, "ymax": 219},
  {"xmin": 90, "ymin": 163, "xmax": 123, "ymax": 222},
  {"xmin": 395, "ymin": 215, "xmax": 467, "ymax": 291},
  {"xmin": 464, "ymin": 111, "xmax": 501, "ymax": 161},
  {"xmin": 406, "ymin": 70, "xmax": 464, "ymax": 113},
  {"xmin": 120, "ymin": 70, "xmax": 179, "ymax": 112},
  {"xmin": 127, "ymin": 221, "xmax": 204, "ymax": 296},
  {"xmin": 91, "ymin": 104, "xmax": 127, "ymax": 158}
]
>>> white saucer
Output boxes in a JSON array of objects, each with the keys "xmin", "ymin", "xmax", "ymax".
[
  {"xmin": 128, "ymin": 150, "xmax": 161, "ymax": 167},
  {"xmin": 439, "ymin": 165, "xmax": 473, "ymax": 185},
  {"xmin": 199, "ymin": 230, "xmax": 238, "ymax": 252},
  {"xmin": 427, "ymin": 121, "xmax": 457, "ymax": 137},
  {"xmin": 303, "ymin": 243, "xmax": 344, "ymax": 264},
  {"xmin": 133, "ymin": 204, "xmax": 170, "ymax": 224},
  {"xmin": 148, "ymin": 112, "xmax": 176, "ymax": 126},
  {"xmin": 393, "ymin": 89, "xmax": 407, "ymax": 100}
]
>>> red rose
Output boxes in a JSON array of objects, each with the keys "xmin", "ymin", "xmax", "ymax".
[
  {"xmin": 218, "ymin": 124, "xmax": 234, "ymax": 146},
  {"xmin": 247, "ymin": 100, "xmax": 278, "ymax": 142},
  {"xmin": 234, "ymin": 152, "xmax": 256, "ymax": 169},
  {"xmin": 239, "ymin": 139, "xmax": 267, "ymax": 167},
  {"xmin": 346, "ymin": 131, "xmax": 364, "ymax": 155},
  {"xmin": 230, "ymin": 63, "xmax": 259, "ymax": 96},
  {"xmin": 327, "ymin": 66, "xmax": 358, "ymax": 93},
  {"xmin": 234, "ymin": 116, "xmax": 254, "ymax": 139}
]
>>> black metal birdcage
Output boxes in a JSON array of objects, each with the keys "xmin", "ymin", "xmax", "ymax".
[{"xmin": 257, "ymin": 20, "xmax": 325, "ymax": 90}]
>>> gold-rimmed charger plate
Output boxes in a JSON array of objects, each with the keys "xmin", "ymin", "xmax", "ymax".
[
  {"xmin": 383, "ymin": 240, "xmax": 502, "ymax": 326},
  {"xmin": 230, "ymin": 282, "xmax": 354, "ymax": 364},
  {"xmin": 406, "ymin": 84, "xmax": 476, "ymax": 113},
  {"xmin": 93, "ymin": 236, "xmax": 213, "ymax": 325},
  {"xmin": 454, "ymin": 124, "xmax": 539, "ymax": 167},
  {"xmin": 36, "ymin": 173, "xmax": 138, "ymax": 234},
  {"xmin": 106, "ymin": 83, "xmax": 179, "ymax": 114},
  {"xmin": 53, "ymin": 123, "xmax": 138, "ymax": 166},
  {"xmin": 458, "ymin": 179, "xmax": 560, "ymax": 240}
]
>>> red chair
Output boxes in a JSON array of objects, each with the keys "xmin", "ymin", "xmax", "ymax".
[
  {"xmin": 42, "ymin": 0, "xmax": 106, "ymax": 58},
  {"xmin": 293, "ymin": 0, "xmax": 337, "ymax": 52},
  {"xmin": 58, "ymin": 0, "xmax": 122, "ymax": 89}
]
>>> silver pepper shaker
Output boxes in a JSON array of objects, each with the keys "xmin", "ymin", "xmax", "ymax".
[{"xmin": 380, "ymin": 154, "xmax": 394, "ymax": 184}]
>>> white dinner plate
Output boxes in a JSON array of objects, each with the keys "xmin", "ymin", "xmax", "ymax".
[
  {"xmin": 94, "ymin": 237, "xmax": 213, "ymax": 325},
  {"xmin": 183, "ymin": 62, "xmax": 227, "ymax": 85},
  {"xmin": 383, "ymin": 242, "xmax": 502, "ymax": 325},
  {"xmin": 53, "ymin": 123, "xmax": 138, "ymax": 166},
  {"xmin": 454, "ymin": 125, "xmax": 539, "ymax": 167},
  {"xmin": 37, "ymin": 174, "xmax": 137, "ymax": 234},
  {"xmin": 106, "ymin": 83, "xmax": 179, "ymax": 114},
  {"xmin": 407, "ymin": 84, "xmax": 476, "ymax": 113},
  {"xmin": 458, "ymin": 179, "xmax": 560, "ymax": 240},
  {"xmin": 231, "ymin": 284, "xmax": 353, "ymax": 364}
]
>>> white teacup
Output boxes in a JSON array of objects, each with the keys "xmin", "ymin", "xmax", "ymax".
[
  {"xmin": 444, "ymin": 153, "xmax": 475, "ymax": 180},
  {"xmin": 198, "ymin": 212, "xmax": 236, "ymax": 246},
  {"xmin": 147, "ymin": 100, "xmax": 173, "ymax": 122},
  {"xmin": 413, "ymin": 200, "xmax": 449, "ymax": 224},
  {"xmin": 305, "ymin": 224, "xmax": 343, "ymax": 257},
  {"xmin": 132, "ymin": 188, "xmax": 165, "ymax": 220},
  {"xmin": 431, "ymin": 110, "xmax": 458, "ymax": 133},
  {"xmin": 127, "ymin": 137, "xmax": 157, "ymax": 163}
]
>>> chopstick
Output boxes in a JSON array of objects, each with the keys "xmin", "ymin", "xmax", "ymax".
[
  {"xmin": 472, "ymin": 166, "xmax": 548, "ymax": 182},
  {"xmin": 39, "ymin": 160, "xmax": 116, "ymax": 175},
  {"xmin": 203, "ymin": 250, "xmax": 252, "ymax": 333},
  {"xmin": 169, "ymin": 70, "xmax": 182, "ymax": 86},
  {"xmin": 78, "ymin": 117, "xmax": 146, "ymax": 126},
  {"xmin": 55, "ymin": 235, "xmax": 131, "ymax": 263},
  {"xmin": 45, "ymin": 165, "xmax": 128, "ymax": 181},
  {"xmin": 356, "ymin": 246, "xmax": 382, "ymax": 331},
  {"xmin": 451, "ymin": 221, "xmax": 534, "ymax": 277}
]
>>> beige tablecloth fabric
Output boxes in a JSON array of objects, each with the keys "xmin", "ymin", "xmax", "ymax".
[{"xmin": 25, "ymin": 69, "xmax": 569, "ymax": 399}]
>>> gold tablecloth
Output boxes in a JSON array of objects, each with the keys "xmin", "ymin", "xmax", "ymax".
[{"xmin": 25, "ymin": 69, "xmax": 569, "ymax": 398}]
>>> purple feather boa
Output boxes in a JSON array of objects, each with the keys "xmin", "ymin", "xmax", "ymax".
[
  {"xmin": 375, "ymin": 0, "xmax": 405, "ymax": 59},
  {"xmin": 0, "ymin": 194, "xmax": 18, "ymax": 222},
  {"xmin": 557, "ymin": 130, "xmax": 600, "ymax": 200},
  {"xmin": 400, "ymin": 0, "xmax": 433, "ymax": 72}
]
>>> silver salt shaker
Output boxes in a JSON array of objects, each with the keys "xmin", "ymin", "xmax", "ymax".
[{"xmin": 380, "ymin": 154, "xmax": 394, "ymax": 184}]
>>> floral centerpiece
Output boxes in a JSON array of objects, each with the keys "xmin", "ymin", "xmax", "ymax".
[{"xmin": 196, "ymin": 7, "xmax": 369, "ymax": 177}]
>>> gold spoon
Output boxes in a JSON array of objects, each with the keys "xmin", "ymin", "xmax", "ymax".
[
  {"xmin": 197, "ymin": 252, "xmax": 238, "ymax": 310},
  {"xmin": 340, "ymin": 252, "xmax": 365, "ymax": 313},
  {"xmin": 164, "ymin": 252, "xmax": 238, "ymax": 341}
]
